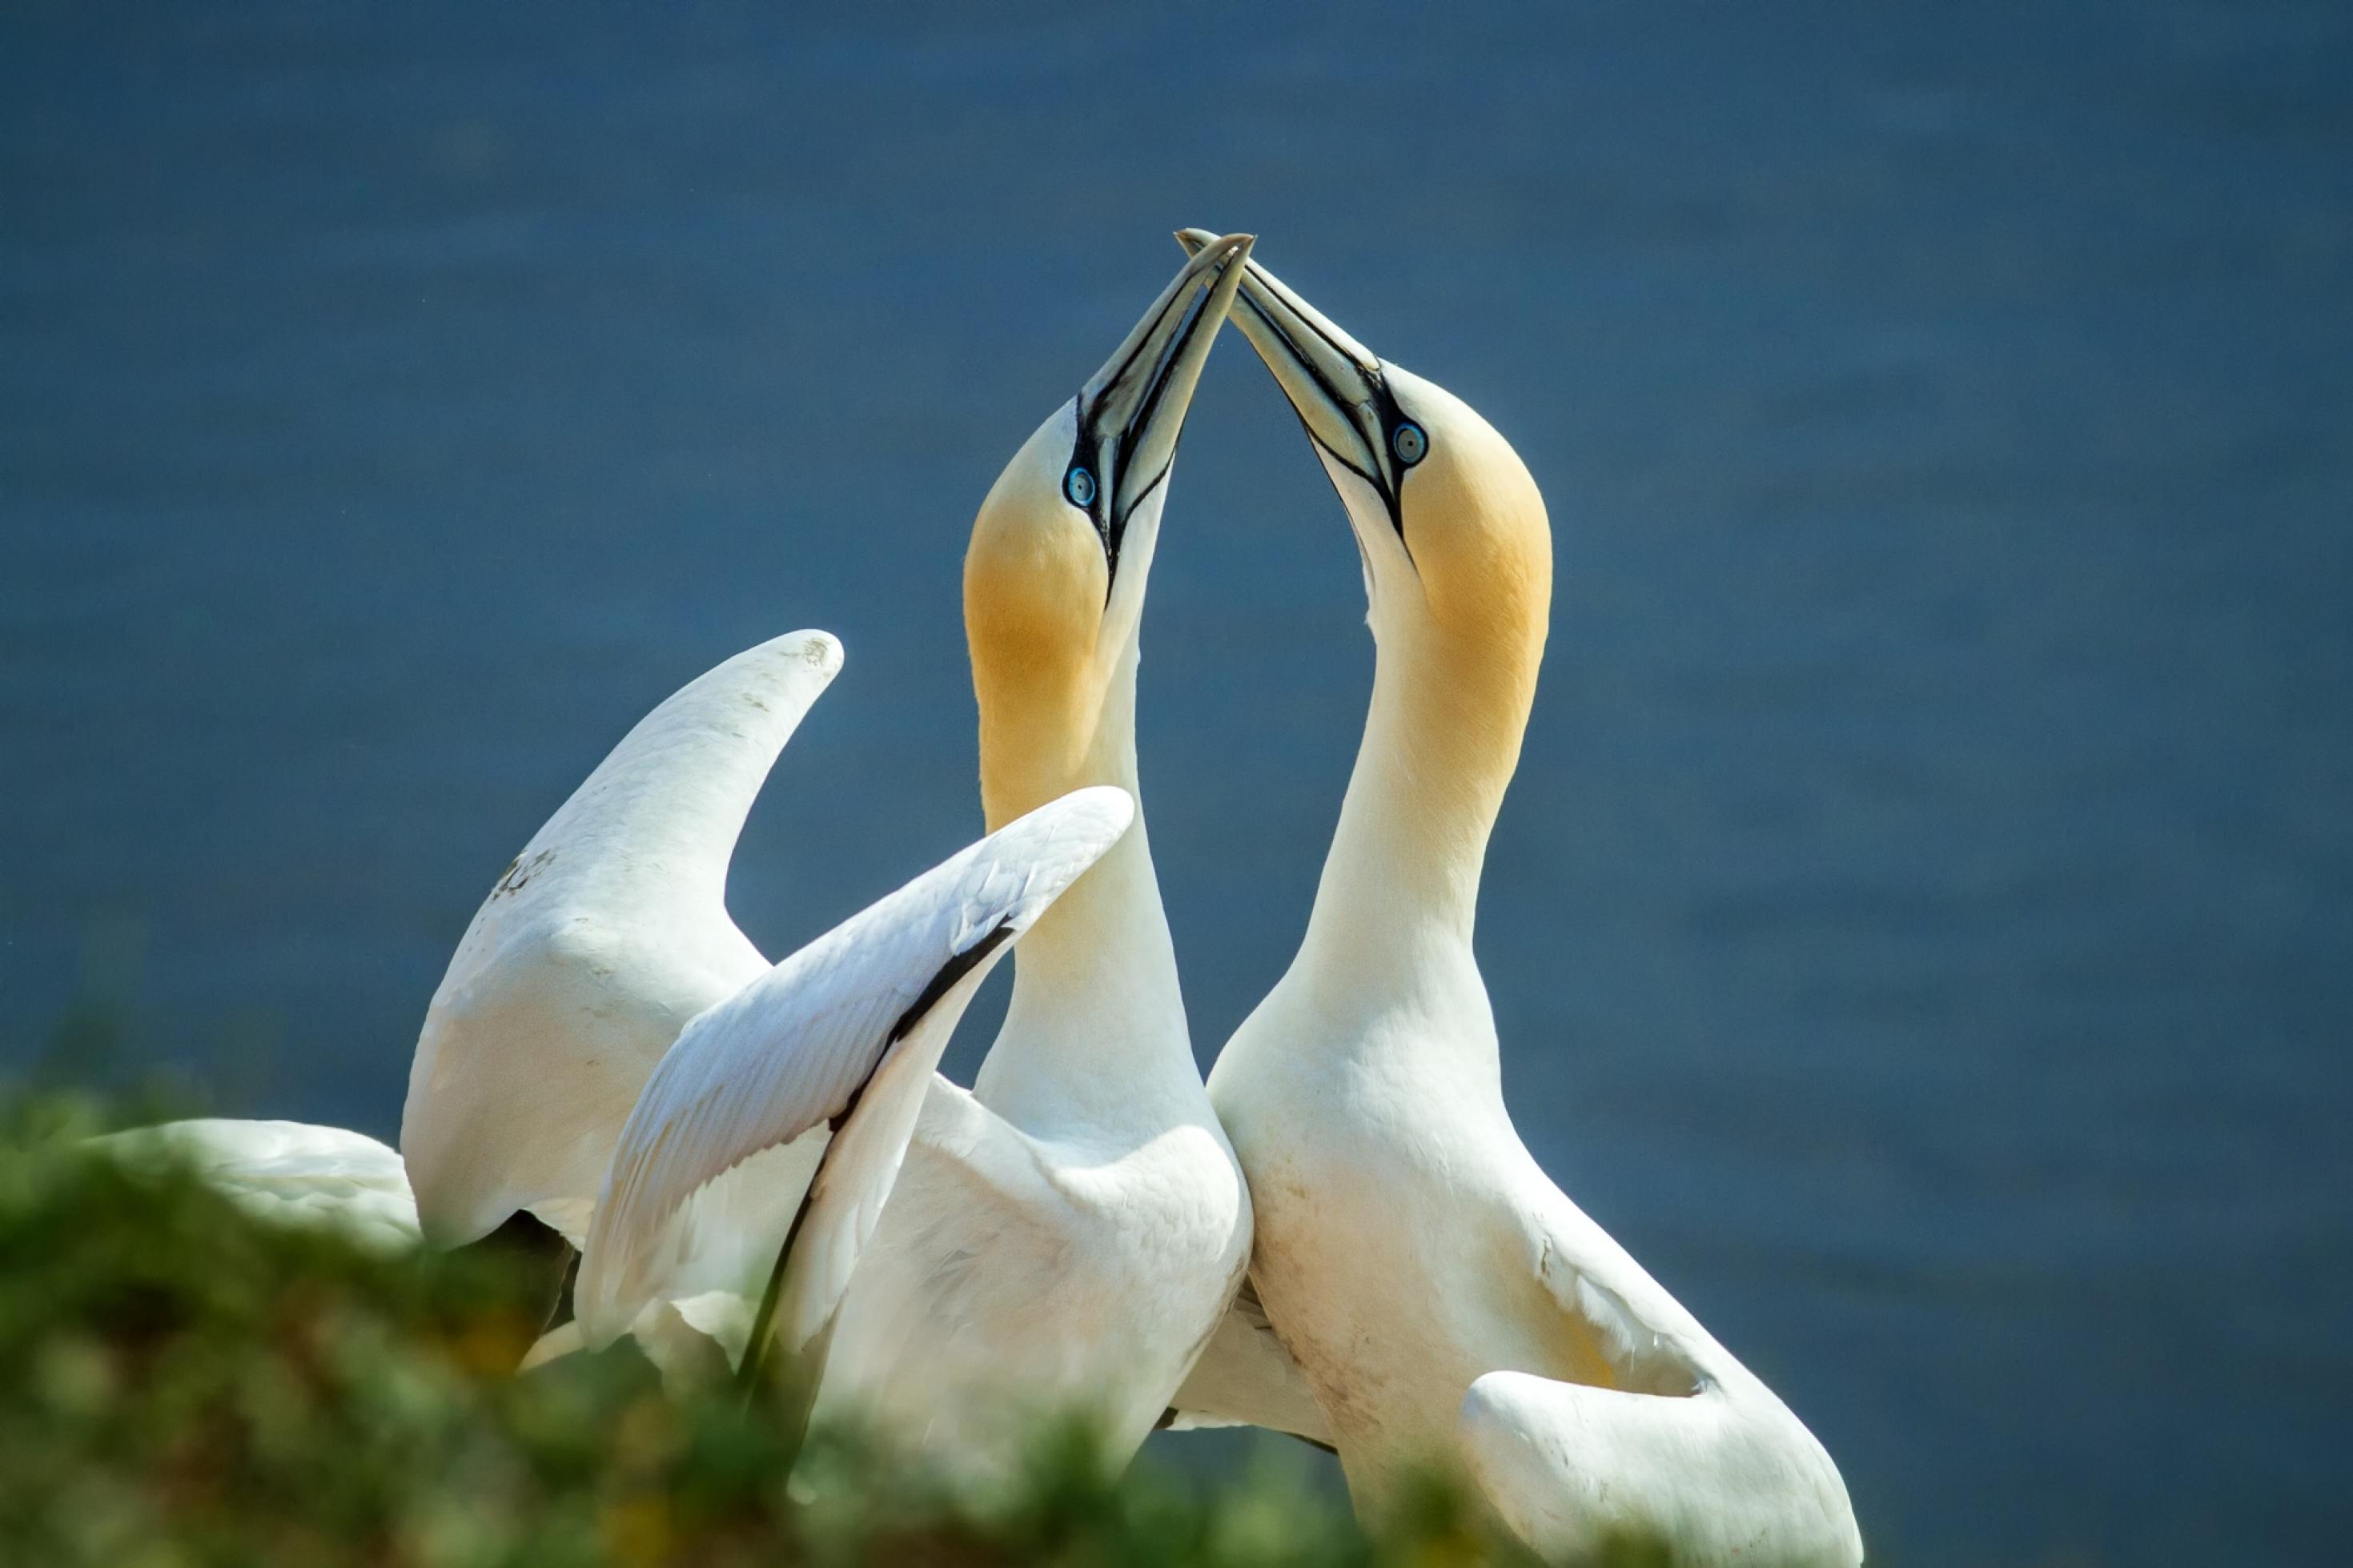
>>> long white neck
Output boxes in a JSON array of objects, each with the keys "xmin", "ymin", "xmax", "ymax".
[
  {"xmin": 971, "ymin": 636, "xmax": 1205, "ymax": 1138},
  {"xmin": 1283, "ymin": 608, "xmax": 1532, "ymax": 1077}
]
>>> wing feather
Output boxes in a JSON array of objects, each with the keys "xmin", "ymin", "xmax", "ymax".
[
  {"xmin": 1458, "ymin": 1198, "xmax": 1861, "ymax": 1563},
  {"xmin": 403, "ymin": 631, "xmax": 844, "ymax": 1247},
  {"xmin": 1460, "ymin": 1373, "xmax": 1862, "ymax": 1565},
  {"xmin": 574, "ymin": 786, "xmax": 1134, "ymax": 1349},
  {"xmin": 90, "ymin": 1119, "xmax": 420, "ymax": 1254}
]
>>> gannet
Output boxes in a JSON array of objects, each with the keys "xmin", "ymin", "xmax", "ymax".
[
  {"xmin": 568, "ymin": 237, "xmax": 1263, "ymax": 1475},
  {"xmin": 93, "ymin": 636, "xmax": 1126, "ymax": 1382},
  {"xmin": 1164, "ymin": 232, "xmax": 1863, "ymax": 1566}
]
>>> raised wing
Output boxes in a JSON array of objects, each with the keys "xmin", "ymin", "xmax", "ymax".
[
  {"xmin": 1163, "ymin": 1277, "xmax": 1334, "ymax": 1448},
  {"xmin": 573, "ymin": 786, "xmax": 1136, "ymax": 1357},
  {"xmin": 401, "ymin": 630, "xmax": 842, "ymax": 1249},
  {"xmin": 90, "ymin": 1119, "xmax": 420, "ymax": 1255}
]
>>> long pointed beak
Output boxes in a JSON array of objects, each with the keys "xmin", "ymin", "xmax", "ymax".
[
  {"xmin": 1174, "ymin": 227, "xmax": 1411, "ymax": 533},
  {"xmin": 1077, "ymin": 232, "xmax": 1254, "ymax": 577}
]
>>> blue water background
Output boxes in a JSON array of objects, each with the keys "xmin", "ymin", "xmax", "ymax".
[{"xmin": 4, "ymin": 3, "xmax": 2349, "ymax": 1561}]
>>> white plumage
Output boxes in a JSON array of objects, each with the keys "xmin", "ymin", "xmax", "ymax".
[
  {"xmin": 1164, "ymin": 231, "xmax": 1862, "ymax": 1566},
  {"xmin": 576, "ymin": 787, "xmax": 1135, "ymax": 1364},
  {"xmin": 770, "ymin": 237, "xmax": 1259, "ymax": 1473},
  {"xmin": 114, "ymin": 244, "xmax": 1259, "ymax": 1492},
  {"xmin": 95, "ymin": 632, "xmax": 859, "ymax": 1381},
  {"xmin": 72, "ymin": 225, "xmax": 1863, "ymax": 1559},
  {"xmin": 401, "ymin": 628, "xmax": 845, "ymax": 1251},
  {"xmin": 88, "ymin": 1118, "xmax": 419, "ymax": 1255}
]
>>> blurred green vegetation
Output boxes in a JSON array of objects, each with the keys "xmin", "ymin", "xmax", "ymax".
[{"xmin": 0, "ymin": 1089, "xmax": 1602, "ymax": 1568}]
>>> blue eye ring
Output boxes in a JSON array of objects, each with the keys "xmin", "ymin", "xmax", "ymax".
[
  {"xmin": 1391, "ymin": 422, "xmax": 1427, "ymax": 467},
  {"xmin": 1065, "ymin": 467, "xmax": 1097, "ymax": 507}
]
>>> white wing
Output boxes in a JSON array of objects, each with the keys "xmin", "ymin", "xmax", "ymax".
[
  {"xmin": 400, "ymin": 630, "xmax": 842, "ymax": 1248},
  {"xmin": 1164, "ymin": 1277, "xmax": 1334, "ymax": 1447},
  {"xmin": 1460, "ymin": 1373, "xmax": 1861, "ymax": 1566},
  {"xmin": 574, "ymin": 786, "xmax": 1135, "ymax": 1353},
  {"xmin": 1457, "ymin": 1193, "xmax": 1862, "ymax": 1566},
  {"xmin": 90, "ymin": 1119, "xmax": 420, "ymax": 1255}
]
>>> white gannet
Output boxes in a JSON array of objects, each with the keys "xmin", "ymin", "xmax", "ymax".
[
  {"xmin": 1164, "ymin": 233, "xmax": 1863, "ymax": 1566},
  {"xmin": 90, "ymin": 638, "xmax": 1110, "ymax": 1289},
  {"xmin": 523, "ymin": 239, "xmax": 1260, "ymax": 1475}
]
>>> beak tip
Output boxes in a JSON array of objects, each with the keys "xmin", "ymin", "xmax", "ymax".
[{"xmin": 1174, "ymin": 227, "xmax": 1232, "ymax": 260}]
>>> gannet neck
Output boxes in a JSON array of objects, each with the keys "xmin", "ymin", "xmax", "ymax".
[
  {"xmin": 1292, "ymin": 427, "xmax": 1551, "ymax": 1010},
  {"xmin": 965, "ymin": 451, "xmax": 1197, "ymax": 1134},
  {"xmin": 950, "ymin": 239, "xmax": 1251, "ymax": 1141},
  {"xmin": 971, "ymin": 632, "xmax": 1198, "ymax": 1133}
]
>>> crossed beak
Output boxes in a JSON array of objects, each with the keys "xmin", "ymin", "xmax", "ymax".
[{"xmin": 1072, "ymin": 232, "xmax": 1255, "ymax": 579}]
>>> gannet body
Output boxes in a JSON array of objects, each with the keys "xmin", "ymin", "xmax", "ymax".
[
  {"xmin": 1167, "ymin": 235, "xmax": 1861, "ymax": 1565},
  {"xmin": 564, "ymin": 238, "xmax": 1261, "ymax": 1474}
]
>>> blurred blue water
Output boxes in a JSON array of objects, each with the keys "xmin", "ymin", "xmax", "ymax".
[{"xmin": 4, "ymin": 2, "xmax": 2349, "ymax": 1560}]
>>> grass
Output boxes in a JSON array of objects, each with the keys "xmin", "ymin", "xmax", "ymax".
[{"xmin": 0, "ymin": 1089, "xmax": 1599, "ymax": 1568}]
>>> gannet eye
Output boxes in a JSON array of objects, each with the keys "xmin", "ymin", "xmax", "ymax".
[
  {"xmin": 1065, "ymin": 467, "xmax": 1097, "ymax": 508},
  {"xmin": 1391, "ymin": 423, "xmax": 1428, "ymax": 467}
]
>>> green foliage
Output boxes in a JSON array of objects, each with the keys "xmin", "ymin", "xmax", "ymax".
[{"xmin": 0, "ymin": 1094, "xmax": 1566, "ymax": 1568}]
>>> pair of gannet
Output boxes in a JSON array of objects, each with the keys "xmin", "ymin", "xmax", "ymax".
[
  {"xmin": 94, "ymin": 229, "xmax": 1861, "ymax": 1563},
  {"xmin": 1156, "ymin": 232, "xmax": 1863, "ymax": 1563}
]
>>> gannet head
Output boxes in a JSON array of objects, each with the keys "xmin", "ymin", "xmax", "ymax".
[
  {"xmin": 1177, "ymin": 228, "xmax": 1551, "ymax": 806},
  {"xmin": 967, "ymin": 235, "xmax": 1254, "ymax": 827}
]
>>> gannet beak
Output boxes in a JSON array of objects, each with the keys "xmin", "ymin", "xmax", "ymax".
[
  {"xmin": 1075, "ymin": 232, "xmax": 1255, "ymax": 579},
  {"xmin": 1174, "ymin": 227, "xmax": 1414, "ymax": 535}
]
